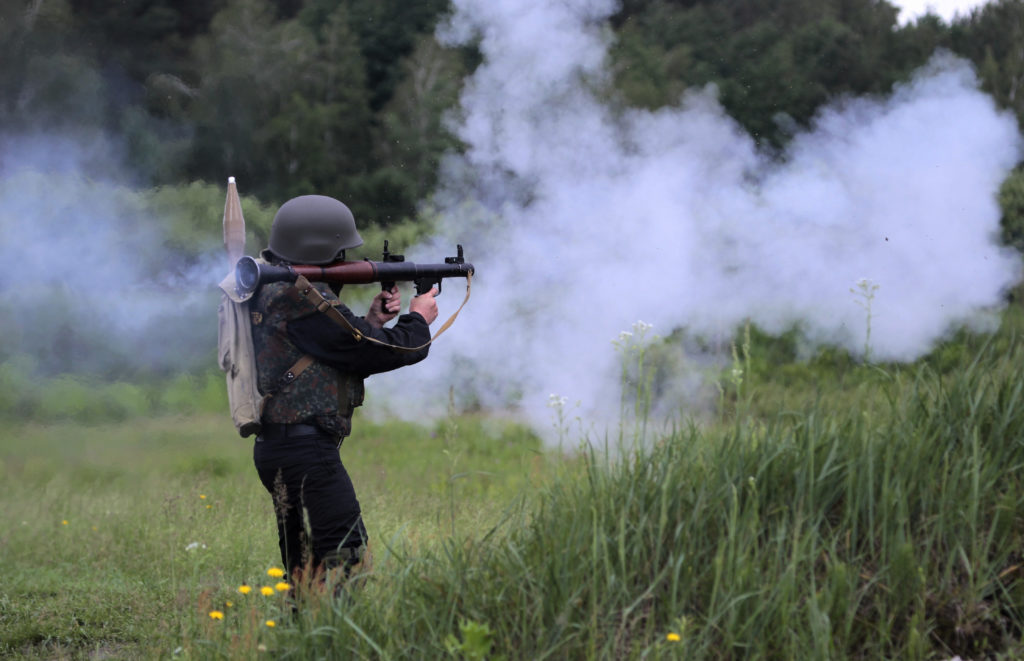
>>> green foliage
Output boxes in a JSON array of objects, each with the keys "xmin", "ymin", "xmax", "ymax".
[
  {"xmin": 0, "ymin": 412, "xmax": 543, "ymax": 658},
  {"xmin": 609, "ymin": 0, "xmax": 919, "ymax": 146},
  {"xmin": 179, "ymin": 0, "xmax": 456, "ymax": 218},
  {"xmin": 8, "ymin": 0, "xmax": 1019, "ymax": 211},
  {"xmin": 444, "ymin": 618, "xmax": 502, "ymax": 660},
  {"xmin": 10, "ymin": 333, "xmax": 1024, "ymax": 658},
  {"xmin": 33, "ymin": 376, "xmax": 151, "ymax": 422},
  {"xmin": 0, "ymin": 363, "xmax": 229, "ymax": 423},
  {"xmin": 146, "ymin": 180, "xmax": 275, "ymax": 257},
  {"xmin": 0, "ymin": 359, "xmax": 35, "ymax": 416},
  {"xmin": 4, "ymin": 0, "xmax": 1024, "ymax": 236},
  {"xmin": 1000, "ymin": 166, "xmax": 1024, "ymax": 253},
  {"xmin": 951, "ymin": 0, "xmax": 1024, "ymax": 128},
  {"xmin": 198, "ymin": 337, "xmax": 1024, "ymax": 659},
  {"xmin": 157, "ymin": 371, "xmax": 228, "ymax": 416},
  {"xmin": 0, "ymin": 1, "xmax": 104, "ymax": 132}
]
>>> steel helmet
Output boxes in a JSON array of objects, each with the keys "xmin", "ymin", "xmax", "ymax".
[{"xmin": 268, "ymin": 195, "xmax": 363, "ymax": 264}]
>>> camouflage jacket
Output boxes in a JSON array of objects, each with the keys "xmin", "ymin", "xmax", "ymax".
[{"xmin": 250, "ymin": 281, "xmax": 363, "ymax": 438}]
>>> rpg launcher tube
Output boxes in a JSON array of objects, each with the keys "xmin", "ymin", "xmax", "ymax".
[{"xmin": 235, "ymin": 255, "xmax": 475, "ymax": 297}]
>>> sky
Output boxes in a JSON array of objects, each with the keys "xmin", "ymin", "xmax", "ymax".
[{"xmin": 893, "ymin": 0, "xmax": 990, "ymax": 23}]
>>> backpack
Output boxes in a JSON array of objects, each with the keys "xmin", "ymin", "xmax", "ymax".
[{"xmin": 217, "ymin": 270, "xmax": 264, "ymax": 437}]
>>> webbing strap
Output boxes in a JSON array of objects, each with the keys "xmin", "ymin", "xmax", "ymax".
[
  {"xmin": 293, "ymin": 274, "xmax": 472, "ymax": 353},
  {"xmin": 264, "ymin": 354, "xmax": 315, "ymax": 398}
]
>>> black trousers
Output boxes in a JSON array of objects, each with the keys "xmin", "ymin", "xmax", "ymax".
[{"xmin": 253, "ymin": 424, "xmax": 367, "ymax": 575}]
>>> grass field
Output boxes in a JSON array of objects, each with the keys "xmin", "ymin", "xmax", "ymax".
[
  {"xmin": 0, "ymin": 413, "xmax": 549, "ymax": 659},
  {"xmin": 5, "ymin": 321, "xmax": 1024, "ymax": 659}
]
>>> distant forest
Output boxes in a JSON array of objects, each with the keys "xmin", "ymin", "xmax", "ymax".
[{"xmin": 3, "ymin": 0, "xmax": 1024, "ymax": 231}]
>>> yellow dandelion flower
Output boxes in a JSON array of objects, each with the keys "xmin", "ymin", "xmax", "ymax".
[
  {"xmin": 260, "ymin": 586, "xmax": 275, "ymax": 596},
  {"xmin": 666, "ymin": 632, "xmax": 681, "ymax": 642},
  {"xmin": 61, "ymin": 520, "xmax": 68, "ymax": 526},
  {"xmin": 225, "ymin": 600, "xmax": 233, "ymax": 608},
  {"xmin": 266, "ymin": 567, "xmax": 285, "ymax": 579},
  {"xmin": 265, "ymin": 620, "xmax": 276, "ymax": 628},
  {"xmin": 238, "ymin": 585, "xmax": 252, "ymax": 595},
  {"xmin": 209, "ymin": 610, "xmax": 224, "ymax": 620},
  {"xmin": 274, "ymin": 582, "xmax": 291, "ymax": 592},
  {"xmin": 199, "ymin": 494, "xmax": 206, "ymax": 499},
  {"xmin": 206, "ymin": 505, "xmax": 212, "ymax": 509}
]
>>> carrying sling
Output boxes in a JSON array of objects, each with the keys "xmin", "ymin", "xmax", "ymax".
[{"xmin": 290, "ymin": 273, "xmax": 472, "ymax": 351}]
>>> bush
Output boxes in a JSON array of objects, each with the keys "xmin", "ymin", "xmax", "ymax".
[
  {"xmin": 1000, "ymin": 167, "xmax": 1024, "ymax": 253},
  {"xmin": 0, "ymin": 360, "xmax": 223, "ymax": 422},
  {"xmin": 99, "ymin": 382, "xmax": 152, "ymax": 420},
  {"xmin": 36, "ymin": 375, "xmax": 105, "ymax": 422}
]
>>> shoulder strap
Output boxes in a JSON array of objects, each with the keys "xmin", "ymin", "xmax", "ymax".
[
  {"xmin": 264, "ymin": 354, "xmax": 315, "ymax": 397},
  {"xmin": 278, "ymin": 354, "xmax": 314, "ymax": 390},
  {"xmin": 291, "ymin": 274, "xmax": 471, "ymax": 353}
]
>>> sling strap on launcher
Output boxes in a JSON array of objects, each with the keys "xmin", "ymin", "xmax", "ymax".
[{"xmin": 238, "ymin": 243, "xmax": 475, "ymax": 352}]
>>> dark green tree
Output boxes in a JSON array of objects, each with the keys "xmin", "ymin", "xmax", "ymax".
[
  {"xmin": 186, "ymin": 0, "xmax": 373, "ymax": 203},
  {"xmin": 263, "ymin": 5, "xmax": 374, "ymax": 200},
  {"xmin": 0, "ymin": 1, "xmax": 106, "ymax": 133},
  {"xmin": 951, "ymin": 0, "xmax": 1024, "ymax": 128},
  {"xmin": 300, "ymin": 0, "xmax": 451, "ymax": 111},
  {"xmin": 609, "ymin": 0, "xmax": 927, "ymax": 147},
  {"xmin": 69, "ymin": 0, "xmax": 225, "ymax": 84},
  {"xmin": 366, "ymin": 35, "xmax": 466, "ymax": 224}
]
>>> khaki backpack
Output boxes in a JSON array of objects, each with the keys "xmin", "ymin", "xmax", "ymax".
[{"xmin": 218, "ymin": 270, "xmax": 264, "ymax": 437}]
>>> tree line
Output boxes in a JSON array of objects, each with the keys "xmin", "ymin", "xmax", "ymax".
[{"xmin": 2, "ymin": 0, "xmax": 1024, "ymax": 227}]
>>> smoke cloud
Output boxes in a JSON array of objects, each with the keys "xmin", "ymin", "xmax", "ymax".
[
  {"xmin": 366, "ymin": 0, "xmax": 1023, "ymax": 435},
  {"xmin": 0, "ymin": 134, "xmax": 222, "ymax": 377}
]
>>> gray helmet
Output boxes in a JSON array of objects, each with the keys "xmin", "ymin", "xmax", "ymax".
[{"xmin": 268, "ymin": 195, "xmax": 363, "ymax": 264}]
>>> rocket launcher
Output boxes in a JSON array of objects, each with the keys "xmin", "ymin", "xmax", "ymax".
[{"xmin": 234, "ymin": 242, "xmax": 475, "ymax": 298}]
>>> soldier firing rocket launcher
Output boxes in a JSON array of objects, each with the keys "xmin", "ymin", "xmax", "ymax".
[{"xmin": 234, "ymin": 241, "xmax": 475, "ymax": 298}]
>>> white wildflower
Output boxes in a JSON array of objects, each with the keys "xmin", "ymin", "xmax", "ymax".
[
  {"xmin": 548, "ymin": 393, "xmax": 567, "ymax": 408},
  {"xmin": 632, "ymin": 320, "xmax": 652, "ymax": 334}
]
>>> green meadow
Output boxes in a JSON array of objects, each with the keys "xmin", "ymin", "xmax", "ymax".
[
  {"xmin": 5, "ymin": 314, "xmax": 1024, "ymax": 659},
  {"xmin": 0, "ymin": 412, "xmax": 547, "ymax": 659}
]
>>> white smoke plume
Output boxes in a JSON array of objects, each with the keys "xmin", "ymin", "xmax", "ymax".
[
  {"xmin": 0, "ymin": 134, "xmax": 222, "ymax": 377},
  {"xmin": 367, "ymin": 0, "xmax": 1023, "ymax": 435}
]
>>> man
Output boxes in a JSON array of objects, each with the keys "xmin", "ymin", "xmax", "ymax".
[{"xmin": 249, "ymin": 194, "xmax": 438, "ymax": 584}]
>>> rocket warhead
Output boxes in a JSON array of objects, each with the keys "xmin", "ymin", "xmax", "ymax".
[{"xmin": 223, "ymin": 176, "xmax": 245, "ymax": 267}]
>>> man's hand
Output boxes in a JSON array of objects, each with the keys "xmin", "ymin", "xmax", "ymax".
[
  {"xmin": 409, "ymin": 287, "xmax": 439, "ymax": 325},
  {"xmin": 365, "ymin": 286, "xmax": 401, "ymax": 329}
]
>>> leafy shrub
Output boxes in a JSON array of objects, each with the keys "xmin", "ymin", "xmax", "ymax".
[
  {"xmin": 36, "ymin": 375, "xmax": 104, "ymax": 422},
  {"xmin": 99, "ymin": 382, "xmax": 152, "ymax": 420}
]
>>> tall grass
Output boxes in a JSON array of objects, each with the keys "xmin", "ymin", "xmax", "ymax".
[
  {"xmin": 238, "ymin": 339, "xmax": 1024, "ymax": 659},
  {"xmin": 6, "ymin": 334, "xmax": 1024, "ymax": 658}
]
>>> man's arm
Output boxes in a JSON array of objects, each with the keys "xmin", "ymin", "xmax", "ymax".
[{"xmin": 286, "ymin": 289, "xmax": 438, "ymax": 377}]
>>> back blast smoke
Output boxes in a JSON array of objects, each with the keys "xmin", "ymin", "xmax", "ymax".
[
  {"xmin": 365, "ymin": 0, "xmax": 1024, "ymax": 439},
  {"xmin": 0, "ymin": 137, "xmax": 223, "ymax": 380}
]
